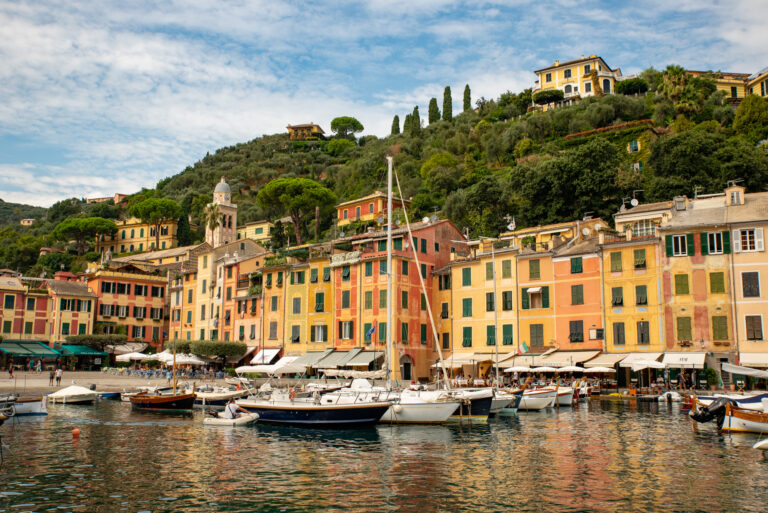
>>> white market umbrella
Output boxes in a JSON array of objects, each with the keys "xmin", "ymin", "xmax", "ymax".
[
  {"xmin": 172, "ymin": 354, "xmax": 207, "ymax": 366},
  {"xmin": 558, "ymin": 365, "xmax": 585, "ymax": 373},
  {"xmin": 631, "ymin": 360, "xmax": 665, "ymax": 372},
  {"xmin": 583, "ymin": 367, "xmax": 617, "ymax": 374},
  {"xmin": 503, "ymin": 366, "xmax": 532, "ymax": 373},
  {"xmin": 115, "ymin": 352, "xmax": 150, "ymax": 362},
  {"xmin": 531, "ymin": 366, "xmax": 558, "ymax": 373}
]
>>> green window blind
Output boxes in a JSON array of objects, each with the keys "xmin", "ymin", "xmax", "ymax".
[
  {"xmin": 635, "ymin": 285, "xmax": 647, "ymax": 305},
  {"xmin": 342, "ymin": 290, "xmax": 350, "ymax": 308},
  {"xmin": 462, "ymin": 298, "xmax": 472, "ymax": 317},
  {"xmin": 420, "ymin": 293, "xmax": 426, "ymax": 311},
  {"xmin": 502, "ymin": 291, "xmax": 513, "ymax": 310},
  {"xmin": 610, "ymin": 252, "xmax": 622, "ymax": 272},
  {"xmin": 462, "ymin": 267, "xmax": 471, "ymax": 286},
  {"xmin": 323, "ymin": 268, "xmax": 331, "ymax": 282},
  {"xmin": 421, "ymin": 238, "xmax": 427, "ymax": 253},
  {"xmin": 420, "ymin": 264, "xmax": 427, "ymax": 278},
  {"xmin": 365, "ymin": 261, "xmax": 373, "ymax": 276},
  {"xmin": 572, "ymin": 285, "xmax": 584, "ymax": 305},
  {"xmin": 401, "ymin": 290, "xmax": 408, "ymax": 309},
  {"xmin": 675, "ymin": 274, "xmax": 689, "ymax": 295},
  {"xmin": 401, "ymin": 260, "xmax": 409, "ymax": 276},
  {"xmin": 710, "ymin": 272, "xmax": 725, "ymax": 294},
  {"xmin": 486, "ymin": 325, "xmax": 496, "ymax": 345},
  {"xmin": 364, "ymin": 291, "xmax": 372, "ymax": 309},
  {"xmin": 502, "ymin": 324, "xmax": 513, "ymax": 345},
  {"xmin": 677, "ymin": 317, "xmax": 692, "ymax": 341},
  {"xmin": 542, "ymin": 286, "xmax": 549, "ymax": 308},
  {"xmin": 486, "ymin": 262, "xmax": 493, "ymax": 280},
  {"xmin": 378, "ymin": 322, "xmax": 387, "ymax": 342},
  {"xmin": 315, "ymin": 292, "xmax": 324, "ymax": 312},
  {"xmin": 378, "ymin": 240, "xmax": 386, "ymax": 251},
  {"xmin": 364, "ymin": 323, "xmax": 372, "ymax": 341},
  {"xmin": 342, "ymin": 266, "xmax": 350, "ymax": 281},
  {"xmin": 570, "ymin": 257, "xmax": 582, "ymax": 274},
  {"xmin": 502, "ymin": 260, "xmax": 512, "ymax": 278},
  {"xmin": 486, "ymin": 292, "xmax": 495, "ymax": 311},
  {"xmin": 611, "ymin": 287, "xmax": 623, "ymax": 306},
  {"xmin": 529, "ymin": 259, "xmax": 540, "ymax": 279},
  {"xmin": 686, "ymin": 233, "xmax": 695, "ymax": 256},
  {"xmin": 393, "ymin": 238, "xmax": 403, "ymax": 250},
  {"xmin": 379, "ymin": 260, "xmax": 387, "ymax": 275},
  {"xmin": 310, "ymin": 268, "xmax": 318, "ymax": 283},
  {"xmin": 401, "ymin": 322, "xmax": 408, "ymax": 343},
  {"xmin": 521, "ymin": 288, "xmax": 529, "ymax": 309},
  {"xmin": 634, "ymin": 249, "xmax": 646, "ymax": 269},
  {"xmin": 420, "ymin": 324, "xmax": 427, "ymax": 345},
  {"xmin": 379, "ymin": 289, "xmax": 386, "ymax": 308},
  {"xmin": 462, "ymin": 326, "xmax": 472, "ymax": 347},
  {"xmin": 723, "ymin": 230, "xmax": 731, "ymax": 254},
  {"xmin": 712, "ymin": 316, "xmax": 728, "ymax": 341}
]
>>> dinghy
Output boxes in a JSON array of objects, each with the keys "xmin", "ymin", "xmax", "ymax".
[
  {"xmin": 48, "ymin": 385, "xmax": 98, "ymax": 405},
  {"xmin": 203, "ymin": 412, "xmax": 260, "ymax": 426}
]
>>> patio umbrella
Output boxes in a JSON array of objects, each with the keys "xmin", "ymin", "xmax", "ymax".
[
  {"xmin": 503, "ymin": 366, "xmax": 532, "ymax": 373},
  {"xmin": 558, "ymin": 365, "xmax": 585, "ymax": 373},
  {"xmin": 115, "ymin": 352, "xmax": 150, "ymax": 362},
  {"xmin": 532, "ymin": 366, "xmax": 558, "ymax": 373},
  {"xmin": 583, "ymin": 367, "xmax": 617, "ymax": 373},
  {"xmin": 630, "ymin": 360, "xmax": 665, "ymax": 372}
]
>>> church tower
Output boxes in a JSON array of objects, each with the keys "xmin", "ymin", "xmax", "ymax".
[{"xmin": 205, "ymin": 177, "xmax": 238, "ymax": 248}]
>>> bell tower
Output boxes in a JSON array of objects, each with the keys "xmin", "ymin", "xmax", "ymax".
[{"xmin": 205, "ymin": 177, "xmax": 238, "ymax": 248}]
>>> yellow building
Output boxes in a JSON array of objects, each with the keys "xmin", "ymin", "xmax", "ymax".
[
  {"xmin": 747, "ymin": 66, "xmax": 768, "ymax": 98},
  {"xmin": 687, "ymin": 70, "xmax": 750, "ymax": 102},
  {"xmin": 304, "ymin": 247, "xmax": 335, "ymax": 355},
  {"xmin": 286, "ymin": 123, "xmax": 325, "ymax": 140},
  {"xmin": 261, "ymin": 256, "xmax": 288, "ymax": 348},
  {"xmin": 500, "ymin": 218, "xmax": 607, "ymax": 250},
  {"xmin": 336, "ymin": 191, "xmax": 409, "ymax": 227},
  {"xmin": 46, "ymin": 275, "xmax": 96, "ymax": 343},
  {"xmin": 533, "ymin": 55, "xmax": 622, "ymax": 104},
  {"xmin": 237, "ymin": 221, "xmax": 274, "ymax": 243},
  {"xmin": 97, "ymin": 217, "xmax": 178, "ymax": 254},
  {"xmin": 285, "ymin": 259, "xmax": 310, "ymax": 354},
  {"xmin": 19, "ymin": 218, "xmax": 36, "ymax": 226}
]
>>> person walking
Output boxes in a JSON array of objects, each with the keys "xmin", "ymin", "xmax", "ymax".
[
  {"xmin": 49, "ymin": 369, "xmax": 55, "ymax": 386},
  {"xmin": 8, "ymin": 364, "xmax": 14, "ymax": 379},
  {"xmin": 36, "ymin": 359, "xmax": 42, "ymax": 373},
  {"xmin": 55, "ymin": 367, "xmax": 63, "ymax": 386}
]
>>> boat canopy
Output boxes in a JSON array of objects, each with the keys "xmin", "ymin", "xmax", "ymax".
[
  {"xmin": 583, "ymin": 353, "xmax": 628, "ymax": 368},
  {"xmin": 60, "ymin": 344, "xmax": 108, "ymax": 356},
  {"xmin": 250, "ymin": 348, "xmax": 280, "ymax": 365},
  {"xmin": 739, "ymin": 353, "xmax": 768, "ymax": 368},
  {"xmin": 661, "ymin": 352, "xmax": 706, "ymax": 369},
  {"xmin": 0, "ymin": 340, "xmax": 60, "ymax": 358},
  {"xmin": 540, "ymin": 350, "xmax": 600, "ymax": 367},
  {"xmin": 619, "ymin": 353, "xmax": 662, "ymax": 368},
  {"xmin": 723, "ymin": 362, "xmax": 768, "ymax": 379}
]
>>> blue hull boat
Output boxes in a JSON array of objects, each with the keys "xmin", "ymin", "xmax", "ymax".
[
  {"xmin": 98, "ymin": 392, "xmax": 121, "ymax": 401},
  {"xmin": 237, "ymin": 399, "xmax": 391, "ymax": 427}
]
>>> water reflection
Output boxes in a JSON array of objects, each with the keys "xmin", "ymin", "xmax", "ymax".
[{"xmin": 2, "ymin": 401, "xmax": 768, "ymax": 512}]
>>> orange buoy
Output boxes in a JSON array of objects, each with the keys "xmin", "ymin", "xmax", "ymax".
[{"xmin": 72, "ymin": 427, "xmax": 80, "ymax": 439}]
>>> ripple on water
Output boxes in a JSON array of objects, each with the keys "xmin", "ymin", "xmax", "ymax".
[{"xmin": 2, "ymin": 401, "xmax": 768, "ymax": 511}]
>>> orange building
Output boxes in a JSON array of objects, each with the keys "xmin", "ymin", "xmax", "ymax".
[
  {"xmin": 336, "ymin": 191, "xmax": 409, "ymax": 227},
  {"xmin": 47, "ymin": 273, "xmax": 96, "ymax": 344}
]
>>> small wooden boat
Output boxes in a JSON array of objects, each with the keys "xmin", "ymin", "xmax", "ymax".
[
  {"xmin": 190, "ymin": 387, "xmax": 249, "ymax": 409},
  {"xmin": 519, "ymin": 388, "xmax": 557, "ymax": 411},
  {"xmin": 129, "ymin": 391, "xmax": 196, "ymax": 412},
  {"xmin": 97, "ymin": 391, "xmax": 121, "ymax": 401},
  {"xmin": 721, "ymin": 403, "xmax": 768, "ymax": 433},
  {"xmin": 0, "ymin": 395, "xmax": 48, "ymax": 416},
  {"xmin": 203, "ymin": 412, "xmax": 260, "ymax": 426},
  {"xmin": 48, "ymin": 385, "xmax": 98, "ymax": 405}
]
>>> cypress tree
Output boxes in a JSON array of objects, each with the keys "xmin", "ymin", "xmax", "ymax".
[
  {"xmin": 428, "ymin": 98, "xmax": 440, "ymax": 124},
  {"xmin": 391, "ymin": 115, "xmax": 400, "ymax": 135},
  {"xmin": 463, "ymin": 84, "xmax": 471, "ymax": 112},
  {"xmin": 403, "ymin": 113, "xmax": 413, "ymax": 134},
  {"xmin": 443, "ymin": 86, "xmax": 452, "ymax": 121},
  {"xmin": 411, "ymin": 106, "xmax": 421, "ymax": 136}
]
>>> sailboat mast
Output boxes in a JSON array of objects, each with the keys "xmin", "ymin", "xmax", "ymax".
[
  {"xmin": 172, "ymin": 339, "xmax": 177, "ymax": 394},
  {"xmin": 385, "ymin": 156, "xmax": 393, "ymax": 389}
]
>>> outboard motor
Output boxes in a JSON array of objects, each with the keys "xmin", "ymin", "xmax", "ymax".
[{"xmin": 690, "ymin": 397, "xmax": 735, "ymax": 426}]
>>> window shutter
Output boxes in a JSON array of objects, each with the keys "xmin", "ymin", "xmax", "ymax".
[
  {"xmin": 665, "ymin": 235, "xmax": 673, "ymax": 257},
  {"xmin": 757, "ymin": 228, "xmax": 764, "ymax": 251},
  {"xmin": 542, "ymin": 286, "xmax": 549, "ymax": 308},
  {"xmin": 338, "ymin": 321, "xmax": 342, "ymax": 339},
  {"xmin": 486, "ymin": 325, "xmax": 495, "ymax": 345},
  {"xmin": 722, "ymin": 230, "xmax": 731, "ymax": 254},
  {"xmin": 733, "ymin": 230, "xmax": 741, "ymax": 252},
  {"xmin": 310, "ymin": 326, "xmax": 316, "ymax": 342},
  {"xmin": 521, "ymin": 288, "xmax": 529, "ymax": 309},
  {"xmin": 700, "ymin": 233, "xmax": 708, "ymax": 255},
  {"xmin": 686, "ymin": 233, "xmax": 695, "ymax": 256}
]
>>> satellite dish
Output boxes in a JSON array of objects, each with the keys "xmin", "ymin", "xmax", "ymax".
[
  {"xmin": 507, "ymin": 222, "xmax": 515, "ymax": 231},
  {"xmin": 339, "ymin": 231, "xmax": 345, "ymax": 238},
  {"xmin": 429, "ymin": 214, "xmax": 438, "ymax": 223},
  {"xmin": 630, "ymin": 198, "xmax": 639, "ymax": 207},
  {"xmin": 595, "ymin": 225, "xmax": 602, "ymax": 231},
  {"xmin": 422, "ymin": 217, "xmax": 429, "ymax": 224},
  {"xmin": 376, "ymin": 216, "xmax": 384, "ymax": 224},
  {"xmin": 582, "ymin": 227, "xmax": 590, "ymax": 236},
  {"xmin": 394, "ymin": 219, "xmax": 401, "ymax": 226}
]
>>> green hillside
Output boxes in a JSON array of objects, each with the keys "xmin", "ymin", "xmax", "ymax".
[
  {"xmin": 0, "ymin": 199, "xmax": 47, "ymax": 229},
  {"xmin": 2, "ymin": 65, "xmax": 767, "ymax": 275}
]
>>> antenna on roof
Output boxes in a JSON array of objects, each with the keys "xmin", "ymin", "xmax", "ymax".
[
  {"xmin": 727, "ymin": 178, "xmax": 744, "ymax": 188},
  {"xmin": 694, "ymin": 186, "xmax": 701, "ymax": 199},
  {"xmin": 632, "ymin": 189, "xmax": 643, "ymax": 200}
]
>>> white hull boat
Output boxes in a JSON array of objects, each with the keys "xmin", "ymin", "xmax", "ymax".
[
  {"xmin": 203, "ymin": 412, "xmax": 260, "ymax": 426},
  {"xmin": 190, "ymin": 387, "xmax": 249, "ymax": 409},
  {"xmin": 48, "ymin": 385, "xmax": 99, "ymax": 405},
  {"xmin": 490, "ymin": 396, "xmax": 514, "ymax": 414},
  {"xmin": 556, "ymin": 387, "xmax": 575, "ymax": 407},
  {"xmin": 0, "ymin": 395, "xmax": 48, "ymax": 416},
  {"xmin": 519, "ymin": 389, "xmax": 557, "ymax": 411}
]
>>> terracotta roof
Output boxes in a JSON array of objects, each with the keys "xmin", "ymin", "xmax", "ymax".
[
  {"xmin": 534, "ymin": 55, "xmax": 613, "ymax": 74},
  {"xmin": 46, "ymin": 280, "xmax": 95, "ymax": 297},
  {"xmin": 554, "ymin": 238, "xmax": 600, "ymax": 257},
  {"xmin": 111, "ymin": 243, "xmax": 209, "ymax": 263},
  {"xmin": 616, "ymin": 201, "xmax": 673, "ymax": 216},
  {"xmin": 661, "ymin": 192, "xmax": 768, "ymax": 229},
  {"xmin": 0, "ymin": 276, "xmax": 24, "ymax": 290}
]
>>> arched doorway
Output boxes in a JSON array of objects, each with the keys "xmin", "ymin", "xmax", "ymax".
[{"xmin": 400, "ymin": 354, "xmax": 413, "ymax": 381}]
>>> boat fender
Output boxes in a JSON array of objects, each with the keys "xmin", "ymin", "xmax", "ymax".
[
  {"xmin": 393, "ymin": 404, "xmax": 403, "ymax": 413},
  {"xmin": 288, "ymin": 388, "xmax": 296, "ymax": 401},
  {"xmin": 72, "ymin": 427, "xmax": 80, "ymax": 440}
]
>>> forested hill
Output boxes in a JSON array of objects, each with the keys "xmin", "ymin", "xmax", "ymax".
[
  {"xmin": 0, "ymin": 199, "xmax": 47, "ymax": 228},
  {"xmin": 2, "ymin": 66, "xmax": 768, "ymax": 275}
]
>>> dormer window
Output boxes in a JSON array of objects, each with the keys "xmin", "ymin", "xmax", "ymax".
[{"xmin": 731, "ymin": 191, "xmax": 741, "ymax": 205}]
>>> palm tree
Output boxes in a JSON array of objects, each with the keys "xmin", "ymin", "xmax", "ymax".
[
  {"xmin": 203, "ymin": 203, "xmax": 221, "ymax": 242},
  {"xmin": 661, "ymin": 65, "xmax": 688, "ymax": 104}
]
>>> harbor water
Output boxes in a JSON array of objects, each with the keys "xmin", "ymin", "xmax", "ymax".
[{"xmin": 2, "ymin": 400, "xmax": 768, "ymax": 512}]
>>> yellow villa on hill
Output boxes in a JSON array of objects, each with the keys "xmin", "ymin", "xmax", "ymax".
[
  {"xmin": 533, "ymin": 55, "xmax": 623, "ymax": 107},
  {"xmin": 96, "ymin": 217, "xmax": 178, "ymax": 255}
]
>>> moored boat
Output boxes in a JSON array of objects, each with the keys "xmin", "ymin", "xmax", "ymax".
[
  {"xmin": 691, "ymin": 396, "xmax": 768, "ymax": 433},
  {"xmin": 190, "ymin": 387, "xmax": 249, "ymax": 409},
  {"xmin": 446, "ymin": 388, "xmax": 493, "ymax": 422},
  {"xmin": 129, "ymin": 391, "xmax": 196, "ymax": 412},
  {"xmin": 518, "ymin": 388, "xmax": 557, "ymax": 411},
  {"xmin": 0, "ymin": 395, "xmax": 48, "ymax": 416},
  {"xmin": 697, "ymin": 392, "xmax": 768, "ymax": 411},
  {"xmin": 236, "ymin": 398, "xmax": 392, "ymax": 427},
  {"xmin": 498, "ymin": 391, "xmax": 524, "ymax": 416},
  {"xmin": 48, "ymin": 385, "xmax": 99, "ymax": 405},
  {"xmin": 203, "ymin": 412, "xmax": 260, "ymax": 426},
  {"xmin": 556, "ymin": 387, "xmax": 575, "ymax": 407}
]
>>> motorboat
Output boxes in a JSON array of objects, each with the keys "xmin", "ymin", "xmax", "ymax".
[
  {"xmin": 236, "ymin": 396, "xmax": 392, "ymax": 427},
  {"xmin": 691, "ymin": 396, "xmax": 768, "ymax": 433},
  {"xmin": 121, "ymin": 386, "xmax": 172, "ymax": 402},
  {"xmin": 697, "ymin": 392, "xmax": 768, "ymax": 411},
  {"xmin": 518, "ymin": 388, "xmax": 557, "ymax": 411},
  {"xmin": 203, "ymin": 412, "xmax": 260, "ymax": 426},
  {"xmin": 97, "ymin": 391, "xmax": 121, "ymax": 401},
  {"xmin": 48, "ymin": 385, "xmax": 99, "ymax": 405},
  {"xmin": 498, "ymin": 390, "xmax": 524, "ymax": 416},
  {"xmin": 188, "ymin": 385, "xmax": 249, "ymax": 409},
  {"xmin": 0, "ymin": 394, "xmax": 48, "ymax": 416},
  {"xmin": 490, "ymin": 391, "xmax": 515, "ymax": 415},
  {"xmin": 129, "ymin": 390, "xmax": 196, "ymax": 412},
  {"xmin": 446, "ymin": 388, "xmax": 494, "ymax": 422}
]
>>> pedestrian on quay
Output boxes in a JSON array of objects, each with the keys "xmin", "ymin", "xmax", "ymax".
[
  {"xmin": 36, "ymin": 359, "xmax": 42, "ymax": 373},
  {"xmin": 49, "ymin": 369, "xmax": 55, "ymax": 386},
  {"xmin": 8, "ymin": 364, "xmax": 14, "ymax": 379},
  {"xmin": 28, "ymin": 359, "xmax": 34, "ymax": 372},
  {"xmin": 55, "ymin": 367, "xmax": 63, "ymax": 386}
]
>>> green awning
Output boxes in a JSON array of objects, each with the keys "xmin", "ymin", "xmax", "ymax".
[
  {"xmin": 0, "ymin": 341, "xmax": 61, "ymax": 358},
  {"xmin": 60, "ymin": 344, "xmax": 108, "ymax": 356}
]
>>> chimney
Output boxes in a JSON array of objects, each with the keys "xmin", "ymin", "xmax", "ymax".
[
  {"xmin": 673, "ymin": 196, "xmax": 687, "ymax": 211},
  {"xmin": 554, "ymin": 60, "xmax": 559, "ymax": 66}
]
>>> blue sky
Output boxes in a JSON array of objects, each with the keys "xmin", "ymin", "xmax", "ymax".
[{"xmin": 1, "ymin": 0, "xmax": 766, "ymax": 207}]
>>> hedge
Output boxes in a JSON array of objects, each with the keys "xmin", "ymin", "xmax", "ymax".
[{"xmin": 64, "ymin": 334, "xmax": 128, "ymax": 351}]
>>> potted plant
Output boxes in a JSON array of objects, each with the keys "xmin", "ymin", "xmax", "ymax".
[{"xmin": 702, "ymin": 368, "xmax": 718, "ymax": 390}]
